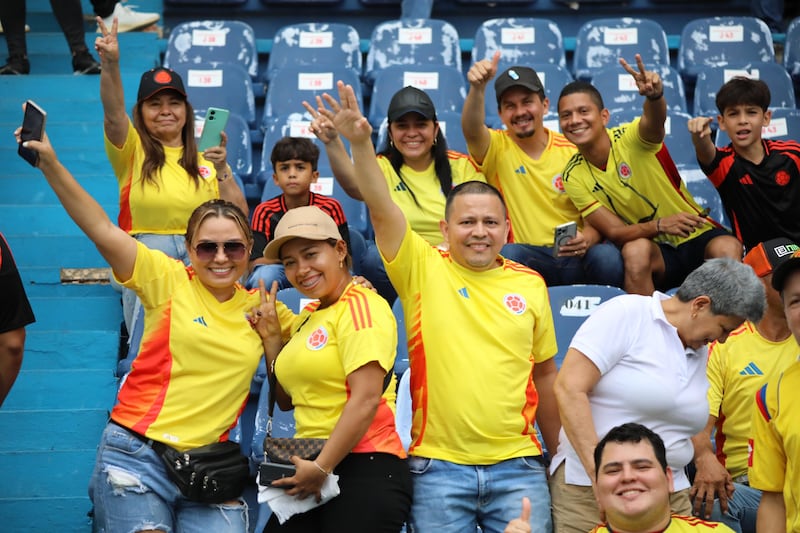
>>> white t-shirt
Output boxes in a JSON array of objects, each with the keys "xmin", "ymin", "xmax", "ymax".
[{"xmin": 550, "ymin": 293, "xmax": 709, "ymax": 491}]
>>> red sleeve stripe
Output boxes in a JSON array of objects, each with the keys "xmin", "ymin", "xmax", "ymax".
[{"xmin": 343, "ymin": 288, "xmax": 373, "ymax": 330}]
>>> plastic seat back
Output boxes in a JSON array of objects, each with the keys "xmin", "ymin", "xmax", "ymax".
[
  {"xmin": 472, "ymin": 17, "xmax": 566, "ymax": 70},
  {"xmin": 164, "ymin": 20, "xmax": 258, "ymax": 79},
  {"xmin": 693, "ymin": 62, "xmax": 795, "ymax": 117},
  {"xmin": 266, "ymin": 23, "xmax": 361, "ymax": 82},
  {"xmin": 171, "ymin": 62, "xmax": 256, "ymax": 126}
]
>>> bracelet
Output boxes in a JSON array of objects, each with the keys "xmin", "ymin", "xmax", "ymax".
[
  {"xmin": 312, "ymin": 460, "xmax": 331, "ymax": 476},
  {"xmin": 656, "ymin": 218, "xmax": 662, "ymax": 234},
  {"xmin": 646, "ymin": 91, "xmax": 664, "ymax": 101}
]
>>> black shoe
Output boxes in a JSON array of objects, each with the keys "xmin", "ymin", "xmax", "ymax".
[
  {"xmin": 0, "ymin": 55, "xmax": 30, "ymax": 75},
  {"xmin": 72, "ymin": 51, "xmax": 101, "ymax": 75}
]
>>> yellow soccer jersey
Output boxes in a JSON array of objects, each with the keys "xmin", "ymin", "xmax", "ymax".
[
  {"xmin": 749, "ymin": 359, "xmax": 800, "ymax": 533},
  {"xmin": 383, "ymin": 221, "xmax": 557, "ymax": 464},
  {"xmin": 476, "ymin": 128, "xmax": 580, "ymax": 246},
  {"xmin": 706, "ymin": 321, "xmax": 799, "ymax": 478},
  {"xmin": 274, "ymin": 283, "xmax": 406, "ymax": 457},
  {"xmin": 106, "ymin": 120, "xmax": 221, "ymax": 235},
  {"xmin": 113, "ymin": 242, "xmax": 294, "ymax": 451},
  {"xmin": 562, "ymin": 118, "xmax": 712, "ymax": 247},
  {"xmin": 589, "ymin": 515, "xmax": 735, "ymax": 532},
  {"xmin": 377, "ymin": 152, "xmax": 485, "ymax": 245}
]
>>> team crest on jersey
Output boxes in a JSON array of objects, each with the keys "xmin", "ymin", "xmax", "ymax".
[
  {"xmin": 552, "ymin": 174, "xmax": 565, "ymax": 193},
  {"xmin": 617, "ymin": 161, "xmax": 632, "ymax": 180},
  {"xmin": 306, "ymin": 326, "xmax": 329, "ymax": 350},
  {"xmin": 503, "ymin": 294, "xmax": 527, "ymax": 315},
  {"xmin": 199, "ymin": 165, "xmax": 212, "ymax": 179},
  {"xmin": 775, "ymin": 170, "xmax": 790, "ymax": 186}
]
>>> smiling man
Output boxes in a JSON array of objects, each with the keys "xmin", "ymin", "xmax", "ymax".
[
  {"xmin": 321, "ymin": 80, "xmax": 561, "ymax": 533},
  {"xmin": 591, "ymin": 423, "xmax": 734, "ymax": 533},
  {"xmin": 461, "ymin": 51, "xmax": 623, "ymax": 289}
]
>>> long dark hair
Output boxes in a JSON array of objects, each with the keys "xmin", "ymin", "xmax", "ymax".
[
  {"xmin": 378, "ymin": 121, "xmax": 453, "ymax": 207},
  {"xmin": 132, "ymin": 96, "xmax": 201, "ymax": 190}
]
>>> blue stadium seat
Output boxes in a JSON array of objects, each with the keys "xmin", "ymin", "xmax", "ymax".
[
  {"xmin": 392, "ymin": 298, "xmax": 409, "ymax": 379},
  {"xmin": 367, "ymin": 65, "xmax": 466, "ymax": 128},
  {"xmin": 364, "ymin": 19, "xmax": 462, "ymax": 87},
  {"xmin": 375, "ymin": 109, "xmax": 469, "ymax": 154},
  {"xmin": 715, "ymin": 107, "xmax": 800, "ymax": 147},
  {"xmin": 263, "ymin": 66, "xmax": 363, "ymax": 123},
  {"xmin": 693, "ymin": 62, "xmax": 795, "ymax": 117},
  {"xmin": 547, "ymin": 284, "xmax": 625, "ymax": 369},
  {"xmin": 265, "ymin": 23, "xmax": 361, "ymax": 83},
  {"xmin": 170, "ymin": 62, "xmax": 256, "ymax": 127},
  {"xmin": 677, "ymin": 16, "xmax": 775, "ymax": 87},
  {"xmin": 163, "ymin": 20, "xmax": 259, "ymax": 80},
  {"xmin": 258, "ymin": 113, "xmax": 335, "ymax": 189},
  {"xmin": 573, "ymin": 18, "xmax": 670, "ymax": 81},
  {"xmin": 482, "ymin": 62, "xmax": 573, "ymax": 129},
  {"xmin": 684, "ymin": 174, "xmax": 729, "ymax": 229},
  {"xmin": 784, "ymin": 17, "xmax": 800, "ymax": 86},
  {"xmin": 662, "ymin": 110, "xmax": 698, "ymax": 168},
  {"xmin": 471, "ymin": 17, "xmax": 566, "ymax": 70},
  {"xmin": 591, "ymin": 64, "xmax": 688, "ymax": 114}
]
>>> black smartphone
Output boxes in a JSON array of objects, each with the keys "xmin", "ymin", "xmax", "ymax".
[
  {"xmin": 258, "ymin": 462, "xmax": 296, "ymax": 487},
  {"xmin": 18, "ymin": 100, "xmax": 47, "ymax": 167}
]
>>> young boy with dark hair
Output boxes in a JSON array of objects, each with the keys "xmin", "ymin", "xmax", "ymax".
[
  {"xmin": 688, "ymin": 76, "xmax": 800, "ymax": 252},
  {"xmin": 247, "ymin": 137, "xmax": 350, "ymax": 289}
]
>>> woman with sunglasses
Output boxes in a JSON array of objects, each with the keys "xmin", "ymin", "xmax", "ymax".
[
  {"xmin": 258, "ymin": 206, "xmax": 412, "ymax": 532},
  {"xmin": 17, "ymin": 122, "xmax": 289, "ymax": 533},
  {"xmin": 95, "ymin": 18, "xmax": 248, "ymax": 336},
  {"xmin": 304, "ymin": 86, "xmax": 484, "ymax": 303}
]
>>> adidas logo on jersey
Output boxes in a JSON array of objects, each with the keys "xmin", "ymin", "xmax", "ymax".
[
  {"xmin": 514, "ymin": 165, "xmax": 526, "ymax": 175},
  {"xmin": 193, "ymin": 316, "xmax": 208, "ymax": 327},
  {"xmin": 458, "ymin": 287, "xmax": 469, "ymax": 298},
  {"xmin": 394, "ymin": 182, "xmax": 409, "ymax": 192},
  {"xmin": 739, "ymin": 174, "xmax": 753, "ymax": 185},
  {"xmin": 739, "ymin": 362, "xmax": 763, "ymax": 376}
]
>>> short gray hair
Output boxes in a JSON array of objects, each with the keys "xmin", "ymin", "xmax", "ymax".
[{"xmin": 675, "ymin": 258, "xmax": 765, "ymax": 322}]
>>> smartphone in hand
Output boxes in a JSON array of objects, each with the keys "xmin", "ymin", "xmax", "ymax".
[
  {"xmin": 553, "ymin": 221, "xmax": 578, "ymax": 257},
  {"xmin": 18, "ymin": 100, "xmax": 47, "ymax": 167},
  {"xmin": 258, "ymin": 462, "xmax": 296, "ymax": 487},
  {"xmin": 197, "ymin": 107, "xmax": 230, "ymax": 152}
]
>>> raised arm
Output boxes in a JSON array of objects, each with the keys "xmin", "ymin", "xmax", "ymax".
[
  {"xmin": 619, "ymin": 54, "xmax": 665, "ymax": 145},
  {"xmin": 687, "ymin": 116, "xmax": 717, "ymax": 167},
  {"xmin": 95, "ymin": 18, "xmax": 129, "ymax": 148},
  {"xmin": 17, "ymin": 124, "xmax": 137, "ymax": 282},
  {"xmin": 319, "ymin": 82, "xmax": 407, "ymax": 262},
  {"xmin": 304, "ymin": 98, "xmax": 364, "ymax": 200},
  {"xmin": 462, "ymin": 51, "xmax": 499, "ymax": 164}
]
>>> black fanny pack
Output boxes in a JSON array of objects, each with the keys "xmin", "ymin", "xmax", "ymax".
[{"xmin": 124, "ymin": 426, "xmax": 250, "ymax": 504}]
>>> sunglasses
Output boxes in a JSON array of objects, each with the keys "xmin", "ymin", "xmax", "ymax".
[{"xmin": 194, "ymin": 241, "xmax": 247, "ymax": 261}]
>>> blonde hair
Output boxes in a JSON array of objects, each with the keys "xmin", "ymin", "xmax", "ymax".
[{"xmin": 185, "ymin": 199, "xmax": 253, "ymax": 247}]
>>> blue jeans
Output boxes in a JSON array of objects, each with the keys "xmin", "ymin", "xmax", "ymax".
[
  {"xmin": 407, "ymin": 456, "xmax": 552, "ymax": 533},
  {"xmin": 245, "ymin": 263, "xmax": 291, "ymax": 291},
  {"xmin": 500, "ymin": 242, "xmax": 624, "ymax": 288},
  {"xmin": 358, "ymin": 242, "xmax": 397, "ymax": 304},
  {"xmin": 709, "ymin": 482, "xmax": 760, "ymax": 533},
  {"xmin": 89, "ymin": 422, "xmax": 248, "ymax": 533}
]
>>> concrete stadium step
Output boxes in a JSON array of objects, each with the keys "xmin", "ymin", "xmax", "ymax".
[
  {"xmin": 1, "ymin": 204, "xmax": 118, "ymax": 236},
  {"xmin": 23, "ymin": 330, "xmax": 119, "ymax": 370},
  {"xmin": 0, "ymin": 449, "xmax": 99, "ymax": 498},
  {"xmin": 3, "ymin": 370, "xmax": 117, "ymax": 412},
  {"xmin": 0, "ymin": 175, "xmax": 118, "ymax": 205},
  {"xmin": 0, "ymin": 122, "xmax": 106, "ymax": 151},
  {"xmin": 0, "ymin": 497, "xmax": 94, "ymax": 532},
  {"xmin": 1, "ymin": 146, "xmax": 114, "ymax": 174},
  {"xmin": 28, "ymin": 295, "xmax": 121, "ymax": 330},
  {"xmin": 7, "ymin": 234, "xmax": 108, "ymax": 269}
]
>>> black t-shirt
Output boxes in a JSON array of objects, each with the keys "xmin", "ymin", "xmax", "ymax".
[{"xmin": 0, "ymin": 233, "xmax": 35, "ymax": 334}]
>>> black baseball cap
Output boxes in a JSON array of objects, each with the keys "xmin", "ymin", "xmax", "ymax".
[
  {"xmin": 771, "ymin": 248, "xmax": 800, "ymax": 292},
  {"xmin": 743, "ymin": 237, "xmax": 800, "ymax": 278},
  {"xmin": 137, "ymin": 67, "xmax": 187, "ymax": 103},
  {"xmin": 494, "ymin": 66, "xmax": 545, "ymax": 105},
  {"xmin": 387, "ymin": 86, "xmax": 437, "ymax": 122}
]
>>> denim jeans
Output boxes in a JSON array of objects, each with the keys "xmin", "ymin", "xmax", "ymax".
[
  {"xmin": 709, "ymin": 482, "xmax": 760, "ymax": 533},
  {"xmin": 407, "ymin": 456, "xmax": 552, "ymax": 533},
  {"xmin": 500, "ymin": 242, "xmax": 624, "ymax": 288},
  {"xmin": 89, "ymin": 422, "xmax": 248, "ymax": 533},
  {"xmin": 245, "ymin": 263, "xmax": 291, "ymax": 291}
]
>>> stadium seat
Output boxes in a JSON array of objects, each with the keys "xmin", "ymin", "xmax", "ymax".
[
  {"xmin": 163, "ymin": 20, "xmax": 259, "ymax": 80},
  {"xmin": 677, "ymin": 16, "xmax": 775, "ymax": 87},
  {"xmin": 367, "ymin": 64, "xmax": 466, "ymax": 128},
  {"xmin": 547, "ymin": 284, "xmax": 625, "ymax": 368},
  {"xmin": 195, "ymin": 111, "xmax": 253, "ymax": 183},
  {"xmin": 374, "ymin": 109, "xmax": 469, "ymax": 154},
  {"xmin": 265, "ymin": 23, "xmax": 361, "ymax": 83},
  {"xmin": 591, "ymin": 64, "xmax": 688, "ymax": 114},
  {"xmin": 258, "ymin": 113, "xmax": 335, "ymax": 187},
  {"xmin": 662, "ymin": 110, "xmax": 698, "ymax": 168},
  {"xmin": 714, "ymin": 107, "xmax": 800, "ymax": 147},
  {"xmin": 573, "ymin": 18, "xmax": 670, "ymax": 81},
  {"xmin": 784, "ymin": 17, "xmax": 800, "ymax": 86},
  {"xmin": 364, "ymin": 19, "xmax": 462, "ymax": 87},
  {"xmin": 263, "ymin": 65, "xmax": 363, "ymax": 122},
  {"xmin": 482, "ymin": 62, "xmax": 574, "ymax": 129},
  {"xmin": 693, "ymin": 62, "xmax": 795, "ymax": 117},
  {"xmin": 171, "ymin": 62, "xmax": 256, "ymax": 127},
  {"xmin": 684, "ymin": 174, "xmax": 729, "ymax": 229},
  {"xmin": 471, "ymin": 17, "xmax": 567, "ymax": 70},
  {"xmin": 391, "ymin": 298, "xmax": 409, "ymax": 379}
]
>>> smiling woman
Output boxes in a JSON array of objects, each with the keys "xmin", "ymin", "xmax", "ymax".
[{"xmin": 549, "ymin": 258, "xmax": 766, "ymax": 533}]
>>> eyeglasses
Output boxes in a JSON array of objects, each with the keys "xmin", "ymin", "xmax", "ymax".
[{"xmin": 194, "ymin": 241, "xmax": 247, "ymax": 261}]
